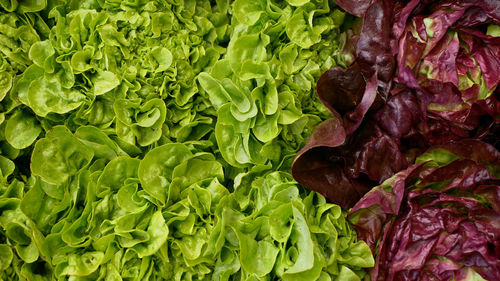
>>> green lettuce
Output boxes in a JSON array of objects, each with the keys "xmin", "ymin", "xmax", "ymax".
[
  {"xmin": 0, "ymin": 0, "xmax": 372, "ymax": 280},
  {"xmin": 1, "ymin": 137, "xmax": 373, "ymax": 280},
  {"xmin": 199, "ymin": 0, "xmax": 346, "ymax": 169}
]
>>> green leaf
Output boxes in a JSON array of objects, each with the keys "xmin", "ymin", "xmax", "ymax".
[
  {"xmin": 5, "ymin": 110, "xmax": 42, "ymax": 149},
  {"xmin": 56, "ymin": 252, "xmax": 104, "ymax": 277},
  {"xmin": 20, "ymin": 179, "xmax": 58, "ymax": 233},
  {"xmin": 11, "ymin": 65, "xmax": 44, "ymax": 106},
  {"xmin": 93, "ymin": 71, "xmax": 120, "ymax": 96},
  {"xmin": 235, "ymin": 229, "xmax": 279, "ymax": 277},
  {"xmin": 31, "ymin": 126, "xmax": 94, "ymax": 185},
  {"xmin": 233, "ymin": 0, "xmax": 266, "ymax": 26},
  {"xmin": 0, "ymin": 155, "xmax": 15, "ymax": 180},
  {"xmin": 337, "ymin": 266, "xmax": 361, "ymax": 281},
  {"xmin": 337, "ymin": 241, "xmax": 374, "ymax": 268},
  {"xmin": 269, "ymin": 204, "xmax": 294, "ymax": 243},
  {"xmin": 253, "ymin": 111, "xmax": 280, "ymax": 143},
  {"xmin": 228, "ymin": 33, "xmax": 269, "ymax": 76},
  {"xmin": 97, "ymin": 156, "xmax": 140, "ymax": 193},
  {"xmin": 0, "ymin": 72, "xmax": 12, "ymax": 101},
  {"xmin": 150, "ymin": 46, "xmax": 173, "ymax": 72},
  {"xmin": 114, "ymin": 98, "xmax": 166, "ymax": 146},
  {"xmin": 116, "ymin": 183, "xmax": 148, "ymax": 213},
  {"xmin": 71, "ymin": 49, "xmax": 94, "ymax": 73},
  {"xmin": 74, "ymin": 125, "xmax": 125, "ymax": 161},
  {"xmin": 286, "ymin": 0, "xmax": 310, "ymax": 6},
  {"xmin": 198, "ymin": 72, "xmax": 230, "ymax": 110},
  {"xmin": 28, "ymin": 40, "xmax": 55, "ymax": 73},
  {"xmin": 138, "ymin": 143, "xmax": 192, "ymax": 205},
  {"xmin": 18, "ymin": 0, "xmax": 46, "ymax": 12},
  {"xmin": 415, "ymin": 148, "xmax": 461, "ymax": 166},
  {"xmin": 0, "ymin": 0, "xmax": 18, "ymax": 12},
  {"xmin": 462, "ymin": 268, "xmax": 488, "ymax": 281},
  {"xmin": 133, "ymin": 211, "xmax": 169, "ymax": 258},
  {"xmin": 486, "ymin": 24, "xmax": 500, "ymax": 37},
  {"xmin": 0, "ymin": 244, "xmax": 13, "ymax": 270},
  {"xmin": 283, "ymin": 207, "xmax": 314, "ymax": 274},
  {"xmin": 286, "ymin": 9, "xmax": 323, "ymax": 48},
  {"xmin": 172, "ymin": 157, "xmax": 224, "ymax": 189},
  {"xmin": 27, "ymin": 78, "xmax": 85, "ymax": 117},
  {"xmin": 15, "ymin": 241, "xmax": 39, "ymax": 263},
  {"xmin": 215, "ymin": 104, "xmax": 254, "ymax": 167}
]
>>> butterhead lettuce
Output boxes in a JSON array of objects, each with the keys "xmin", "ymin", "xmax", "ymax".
[{"xmin": 0, "ymin": 0, "xmax": 373, "ymax": 280}]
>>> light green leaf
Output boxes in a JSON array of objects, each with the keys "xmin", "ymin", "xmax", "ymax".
[
  {"xmin": 236, "ymin": 230, "xmax": 279, "ymax": 277},
  {"xmin": 198, "ymin": 72, "xmax": 231, "ymax": 110},
  {"xmin": 283, "ymin": 206, "xmax": 314, "ymax": 274},
  {"xmin": 286, "ymin": 9, "xmax": 322, "ymax": 48},
  {"xmin": 487, "ymin": 24, "xmax": 500, "ymax": 37},
  {"xmin": 71, "ymin": 49, "xmax": 94, "ymax": 72},
  {"xmin": 28, "ymin": 40, "xmax": 55, "ymax": 72},
  {"xmin": 0, "ymin": 72, "xmax": 12, "ymax": 101},
  {"xmin": 97, "ymin": 156, "xmax": 140, "ymax": 192},
  {"xmin": 337, "ymin": 266, "xmax": 361, "ymax": 281},
  {"xmin": 57, "ymin": 252, "xmax": 104, "ymax": 276},
  {"xmin": 0, "ymin": 244, "xmax": 13, "ymax": 270},
  {"xmin": 150, "ymin": 47, "xmax": 173, "ymax": 72},
  {"xmin": 93, "ymin": 71, "xmax": 120, "ymax": 96},
  {"xmin": 233, "ymin": 0, "xmax": 266, "ymax": 26},
  {"xmin": 74, "ymin": 125, "xmax": 125, "ymax": 161},
  {"xmin": 228, "ymin": 33, "xmax": 269, "ymax": 76},
  {"xmin": 27, "ymin": 78, "xmax": 85, "ymax": 117},
  {"xmin": 133, "ymin": 211, "xmax": 169, "ymax": 258},
  {"xmin": 19, "ymin": 0, "xmax": 46, "ymax": 12},
  {"xmin": 5, "ymin": 110, "xmax": 41, "ymax": 149},
  {"xmin": 286, "ymin": 0, "xmax": 310, "ymax": 6},
  {"xmin": 138, "ymin": 143, "xmax": 192, "ymax": 205},
  {"xmin": 31, "ymin": 126, "xmax": 94, "ymax": 185}
]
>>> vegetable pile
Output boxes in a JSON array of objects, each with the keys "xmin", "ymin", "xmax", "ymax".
[
  {"xmin": 292, "ymin": 0, "xmax": 500, "ymax": 280},
  {"xmin": 3, "ymin": 0, "xmax": 499, "ymax": 279},
  {"xmin": 0, "ymin": 0, "xmax": 375, "ymax": 280}
]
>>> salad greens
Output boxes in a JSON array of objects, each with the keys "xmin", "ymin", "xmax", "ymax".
[
  {"xmin": 291, "ymin": 0, "xmax": 500, "ymax": 280},
  {"xmin": 198, "ymin": 0, "xmax": 348, "ymax": 169},
  {"xmin": 0, "ymin": 0, "xmax": 373, "ymax": 280},
  {"xmin": 2, "ymin": 138, "xmax": 374, "ymax": 280},
  {"xmin": 292, "ymin": 0, "xmax": 500, "ymax": 209},
  {"xmin": 349, "ymin": 140, "xmax": 500, "ymax": 281}
]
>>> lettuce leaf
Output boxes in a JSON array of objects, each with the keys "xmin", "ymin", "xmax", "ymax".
[
  {"xmin": 292, "ymin": 0, "xmax": 500, "ymax": 210},
  {"xmin": 348, "ymin": 140, "xmax": 500, "ymax": 281},
  {"xmin": 0, "ymin": 0, "xmax": 372, "ymax": 280}
]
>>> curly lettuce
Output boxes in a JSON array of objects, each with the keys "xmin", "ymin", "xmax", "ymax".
[
  {"xmin": 199, "ymin": 0, "xmax": 348, "ymax": 169},
  {"xmin": 0, "ymin": 0, "xmax": 373, "ymax": 280},
  {"xmin": 1, "ymin": 133, "xmax": 373, "ymax": 280}
]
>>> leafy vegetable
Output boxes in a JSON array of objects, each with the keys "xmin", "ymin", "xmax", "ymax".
[
  {"xmin": 0, "ymin": 0, "xmax": 373, "ymax": 280},
  {"xmin": 4, "ymin": 137, "xmax": 374, "ymax": 280},
  {"xmin": 292, "ymin": 0, "xmax": 500, "ymax": 209},
  {"xmin": 31, "ymin": 126, "xmax": 93, "ymax": 185},
  {"xmin": 291, "ymin": 1, "xmax": 500, "ymax": 280},
  {"xmin": 198, "ymin": 0, "xmax": 349, "ymax": 170},
  {"xmin": 348, "ymin": 140, "xmax": 500, "ymax": 281}
]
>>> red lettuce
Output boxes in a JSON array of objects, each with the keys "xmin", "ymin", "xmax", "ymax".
[
  {"xmin": 348, "ymin": 140, "xmax": 500, "ymax": 281},
  {"xmin": 292, "ymin": 0, "xmax": 500, "ymax": 209}
]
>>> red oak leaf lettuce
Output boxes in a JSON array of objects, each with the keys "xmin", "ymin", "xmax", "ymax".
[
  {"xmin": 292, "ymin": 0, "xmax": 500, "ymax": 209},
  {"xmin": 348, "ymin": 140, "xmax": 500, "ymax": 281}
]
